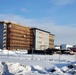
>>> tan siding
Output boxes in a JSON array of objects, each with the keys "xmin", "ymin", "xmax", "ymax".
[
  {"xmin": 49, "ymin": 34, "xmax": 54, "ymax": 48},
  {"xmin": 6, "ymin": 23, "xmax": 33, "ymax": 50}
]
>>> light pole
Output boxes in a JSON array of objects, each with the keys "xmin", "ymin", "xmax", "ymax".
[{"xmin": 31, "ymin": 30, "xmax": 35, "ymax": 60}]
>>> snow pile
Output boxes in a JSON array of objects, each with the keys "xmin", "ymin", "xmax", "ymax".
[
  {"xmin": 1, "ymin": 50, "xmax": 28, "ymax": 55},
  {"xmin": 0, "ymin": 61, "xmax": 32, "ymax": 75},
  {"xmin": 61, "ymin": 66, "xmax": 69, "ymax": 72},
  {"xmin": 50, "ymin": 64, "xmax": 76, "ymax": 75},
  {"xmin": 0, "ymin": 49, "xmax": 2, "ymax": 52},
  {"xmin": 7, "ymin": 62, "xmax": 32, "ymax": 75},
  {"xmin": 3, "ymin": 50, "xmax": 9, "ymax": 55},
  {"xmin": 8, "ymin": 51, "xmax": 15, "ymax": 55},
  {"xmin": 15, "ymin": 50, "xmax": 27, "ymax": 54},
  {"xmin": 32, "ymin": 65, "xmax": 47, "ymax": 74},
  {"xmin": 0, "ymin": 49, "xmax": 76, "ymax": 75},
  {"xmin": 2, "ymin": 50, "xmax": 15, "ymax": 55},
  {"xmin": 0, "ymin": 61, "xmax": 4, "ymax": 75},
  {"xmin": 0, "ymin": 61, "xmax": 76, "ymax": 75},
  {"xmin": 33, "ymin": 65, "xmax": 43, "ymax": 71}
]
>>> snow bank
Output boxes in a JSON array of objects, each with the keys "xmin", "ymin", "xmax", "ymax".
[
  {"xmin": 61, "ymin": 66, "xmax": 69, "ymax": 72},
  {"xmin": 2, "ymin": 50, "xmax": 27, "ymax": 55},
  {"xmin": 0, "ymin": 49, "xmax": 2, "ymax": 52},
  {"xmin": 0, "ymin": 61, "xmax": 32, "ymax": 75},
  {"xmin": 0, "ymin": 61, "xmax": 4, "ymax": 75},
  {"xmin": 0, "ymin": 61, "xmax": 76, "ymax": 75},
  {"xmin": 15, "ymin": 50, "xmax": 28, "ymax": 54},
  {"xmin": 3, "ymin": 50, "xmax": 9, "ymax": 54},
  {"xmin": 2, "ymin": 50, "xmax": 15, "ymax": 56},
  {"xmin": 7, "ymin": 62, "xmax": 31, "ymax": 75},
  {"xmin": 8, "ymin": 51, "xmax": 15, "ymax": 55},
  {"xmin": 0, "ymin": 49, "xmax": 76, "ymax": 75},
  {"xmin": 33, "ymin": 65, "xmax": 43, "ymax": 71}
]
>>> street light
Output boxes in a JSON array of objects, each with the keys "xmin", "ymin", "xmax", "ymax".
[{"xmin": 31, "ymin": 30, "xmax": 35, "ymax": 60}]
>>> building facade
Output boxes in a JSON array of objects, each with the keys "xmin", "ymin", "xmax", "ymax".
[
  {"xmin": 0, "ymin": 21, "xmax": 54, "ymax": 50},
  {"xmin": 32, "ymin": 28, "xmax": 50, "ymax": 50},
  {"xmin": 49, "ymin": 34, "xmax": 54, "ymax": 48},
  {"xmin": 0, "ymin": 21, "xmax": 33, "ymax": 50}
]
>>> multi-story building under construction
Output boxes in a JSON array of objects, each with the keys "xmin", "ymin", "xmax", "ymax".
[{"xmin": 0, "ymin": 21, "xmax": 54, "ymax": 50}]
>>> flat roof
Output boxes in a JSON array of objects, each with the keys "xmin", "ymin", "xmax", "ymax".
[
  {"xmin": 0, "ymin": 21, "xmax": 54, "ymax": 35},
  {"xmin": 0, "ymin": 20, "xmax": 9, "ymax": 24},
  {"xmin": 50, "ymin": 33, "xmax": 55, "ymax": 36},
  {"xmin": 0, "ymin": 21, "xmax": 31, "ymax": 28},
  {"xmin": 32, "ymin": 28, "xmax": 50, "ymax": 33}
]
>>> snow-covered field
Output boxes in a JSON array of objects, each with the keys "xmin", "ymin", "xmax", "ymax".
[{"xmin": 0, "ymin": 49, "xmax": 76, "ymax": 75}]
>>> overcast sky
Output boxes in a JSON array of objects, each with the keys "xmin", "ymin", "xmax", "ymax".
[{"xmin": 0, "ymin": 0, "xmax": 76, "ymax": 45}]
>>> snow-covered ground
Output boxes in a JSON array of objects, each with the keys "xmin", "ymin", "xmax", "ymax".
[{"xmin": 0, "ymin": 49, "xmax": 76, "ymax": 75}]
